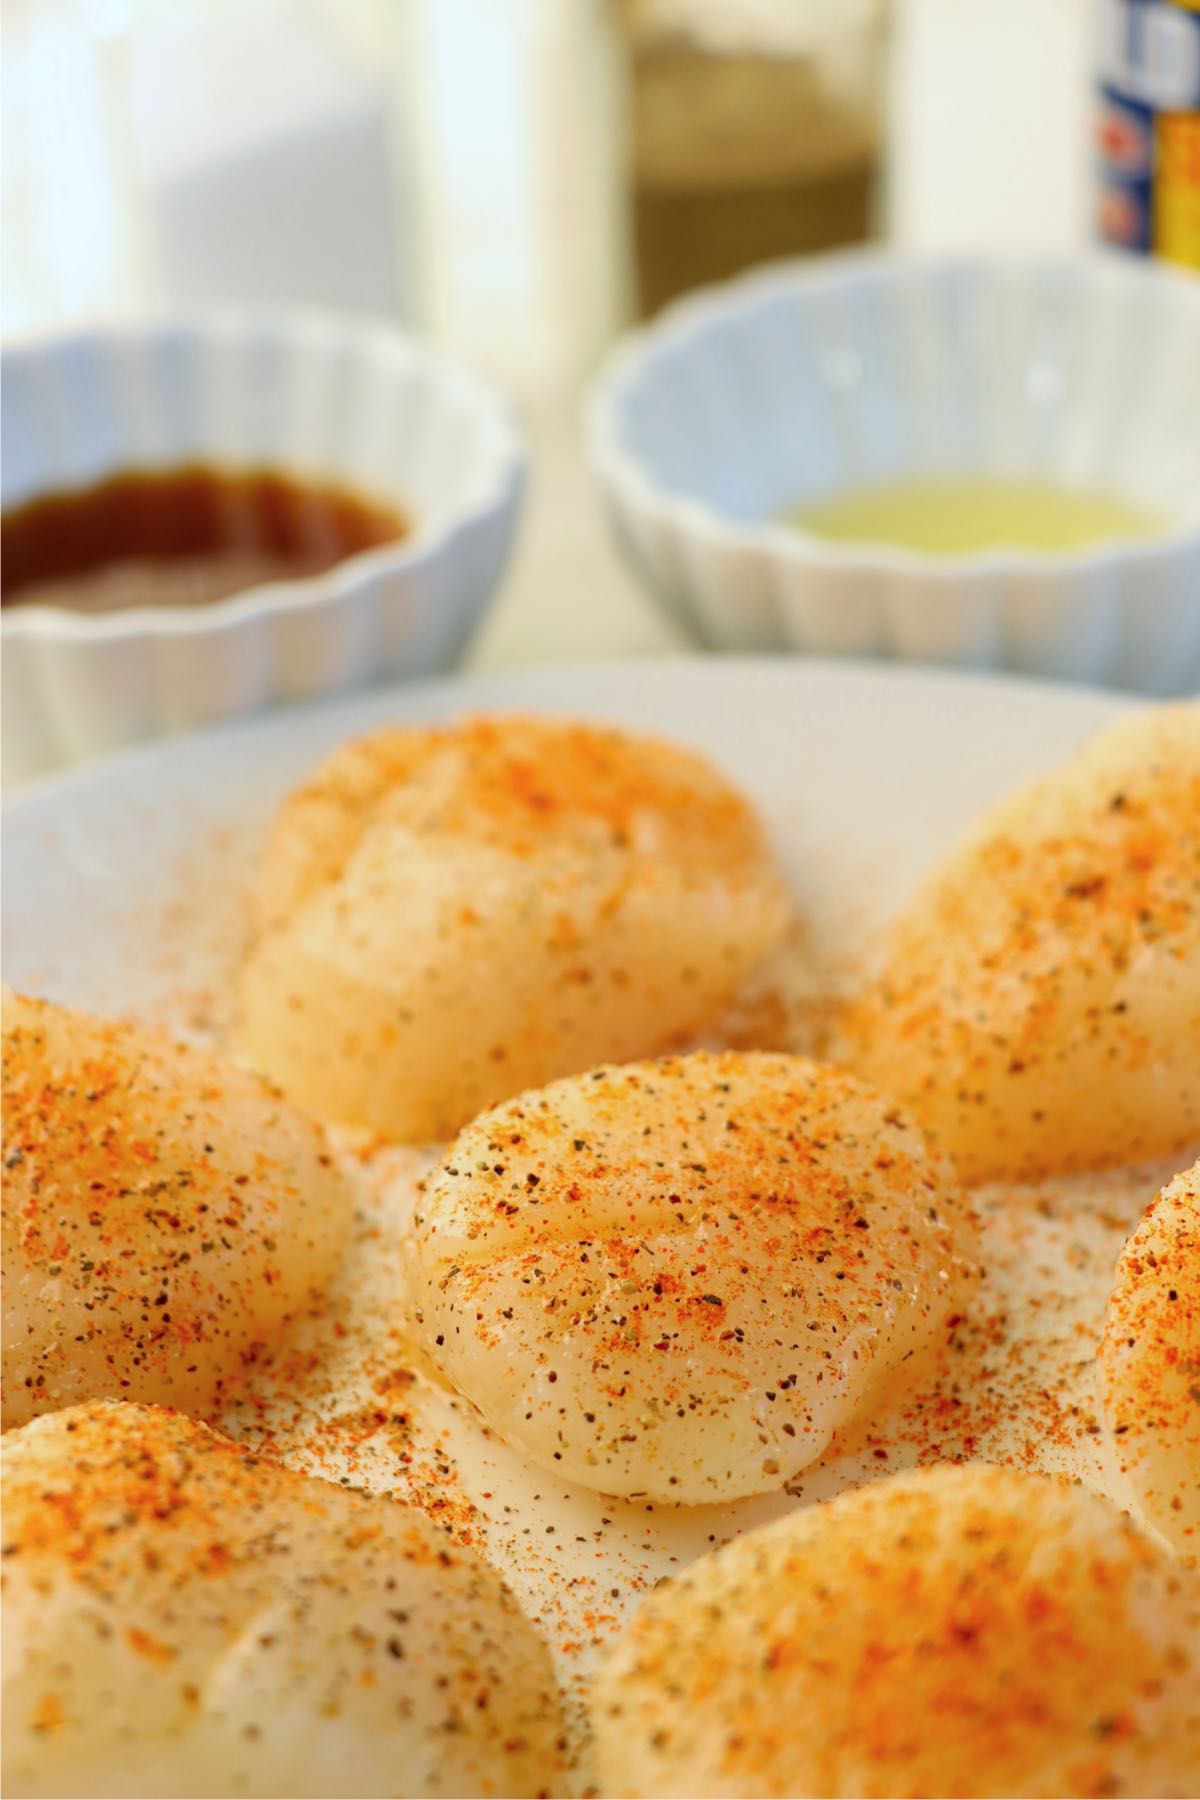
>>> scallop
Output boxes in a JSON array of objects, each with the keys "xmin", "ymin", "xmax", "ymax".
[
  {"xmin": 1099, "ymin": 1159, "xmax": 1200, "ymax": 1558},
  {"xmin": 409, "ymin": 1051, "xmax": 976, "ymax": 1503},
  {"xmin": 589, "ymin": 1463, "xmax": 1200, "ymax": 1799},
  {"xmin": 2, "ymin": 991, "xmax": 348, "ymax": 1428},
  {"xmin": 840, "ymin": 704, "xmax": 1200, "ymax": 1181},
  {"xmin": 235, "ymin": 715, "xmax": 791, "ymax": 1142},
  {"xmin": 1, "ymin": 1401, "xmax": 564, "ymax": 1799}
]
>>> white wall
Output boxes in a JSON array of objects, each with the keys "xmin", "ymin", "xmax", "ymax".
[{"xmin": 3, "ymin": 0, "xmax": 1096, "ymax": 380}]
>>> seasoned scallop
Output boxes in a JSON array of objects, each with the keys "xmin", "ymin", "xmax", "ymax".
[
  {"xmin": 589, "ymin": 1463, "xmax": 1200, "ymax": 1799},
  {"xmin": 1099, "ymin": 1159, "xmax": 1200, "ymax": 1558},
  {"xmin": 1, "ymin": 991, "xmax": 347, "ymax": 1428},
  {"xmin": 409, "ymin": 1051, "xmax": 976, "ymax": 1503},
  {"xmin": 840, "ymin": 704, "xmax": 1200, "ymax": 1181},
  {"xmin": 1, "ymin": 1401, "xmax": 564, "ymax": 1799},
  {"xmin": 236, "ymin": 715, "xmax": 791, "ymax": 1142}
]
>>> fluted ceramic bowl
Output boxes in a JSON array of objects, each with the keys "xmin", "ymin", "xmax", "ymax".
[
  {"xmin": 2, "ymin": 314, "xmax": 525, "ymax": 784},
  {"xmin": 588, "ymin": 253, "xmax": 1200, "ymax": 693}
]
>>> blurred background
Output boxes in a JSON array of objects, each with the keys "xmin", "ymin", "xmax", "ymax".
[
  {"xmin": 2, "ymin": 0, "xmax": 1095, "ymax": 370},
  {"xmin": 0, "ymin": 0, "xmax": 1183, "ymax": 676}
]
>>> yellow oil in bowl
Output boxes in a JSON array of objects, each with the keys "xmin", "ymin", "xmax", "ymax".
[{"xmin": 787, "ymin": 477, "xmax": 1162, "ymax": 556}]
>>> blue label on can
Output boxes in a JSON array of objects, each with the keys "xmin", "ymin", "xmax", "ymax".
[{"xmin": 1096, "ymin": 0, "xmax": 1200, "ymax": 253}]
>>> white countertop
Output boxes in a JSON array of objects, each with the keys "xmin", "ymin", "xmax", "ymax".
[{"xmin": 468, "ymin": 401, "xmax": 683, "ymax": 672}]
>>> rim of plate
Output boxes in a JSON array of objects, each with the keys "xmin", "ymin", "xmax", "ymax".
[{"xmin": 1, "ymin": 654, "xmax": 1137, "ymax": 816}]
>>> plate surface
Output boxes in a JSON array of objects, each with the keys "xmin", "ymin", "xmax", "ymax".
[
  {"xmin": 5, "ymin": 658, "xmax": 1173, "ymax": 1769},
  {"xmin": 3, "ymin": 655, "xmax": 1131, "ymax": 1013}
]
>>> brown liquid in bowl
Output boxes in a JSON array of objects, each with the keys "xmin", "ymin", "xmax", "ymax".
[{"xmin": 1, "ymin": 466, "xmax": 409, "ymax": 614}]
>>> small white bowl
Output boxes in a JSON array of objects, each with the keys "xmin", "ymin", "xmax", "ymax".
[
  {"xmin": 588, "ymin": 252, "xmax": 1200, "ymax": 694},
  {"xmin": 2, "ymin": 314, "xmax": 525, "ymax": 784}
]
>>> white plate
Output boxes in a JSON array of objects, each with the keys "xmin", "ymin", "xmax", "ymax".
[
  {"xmin": 3, "ymin": 658, "xmax": 1176, "ymax": 1777},
  {"xmin": 3, "ymin": 655, "xmax": 1132, "ymax": 1015}
]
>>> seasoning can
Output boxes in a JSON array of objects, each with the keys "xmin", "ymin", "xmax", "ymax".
[{"xmin": 1096, "ymin": 0, "xmax": 1200, "ymax": 267}]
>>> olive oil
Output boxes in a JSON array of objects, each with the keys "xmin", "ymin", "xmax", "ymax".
[{"xmin": 788, "ymin": 477, "xmax": 1161, "ymax": 557}]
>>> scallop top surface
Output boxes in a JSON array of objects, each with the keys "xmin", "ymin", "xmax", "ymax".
[
  {"xmin": 1, "ymin": 991, "xmax": 348, "ymax": 1427},
  {"xmin": 236, "ymin": 715, "xmax": 790, "ymax": 1141},
  {"xmin": 841, "ymin": 702, "xmax": 1200, "ymax": 1180},
  {"xmin": 1, "ymin": 1401, "xmax": 564, "ymax": 1799},
  {"xmin": 410, "ymin": 1051, "xmax": 976, "ymax": 1502},
  {"xmin": 1100, "ymin": 1159, "xmax": 1200, "ymax": 1558},
  {"xmin": 590, "ymin": 1463, "xmax": 1200, "ymax": 1799}
]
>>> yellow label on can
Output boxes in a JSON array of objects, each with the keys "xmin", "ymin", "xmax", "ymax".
[
  {"xmin": 1155, "ymin": 112, "xmax": 1200, "ymax": 265},
  {"xmin": 1097, "ymin": 0, "xmax": 1200, "ymax": 265}
]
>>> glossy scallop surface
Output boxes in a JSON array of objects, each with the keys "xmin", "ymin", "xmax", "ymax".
[
  {"xmin": 410, "ymin": 1051, "xmax": 976, "ymax": 1502},
  {"xmin": 236, "ymin": 715, "xmax": 791, "ymax": 1141},
  {"xmin": 2, "ymin": 1401, "xmax": 564, "ymax": 1798}
]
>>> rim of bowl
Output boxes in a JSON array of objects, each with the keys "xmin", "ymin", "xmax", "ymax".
[
  {"xmin": 585, "ymin": 247, "xmax": 1200, "ymax": 582},
  {"xmin": 1, "ymin": 309, "xmax": 526, "ymax": 642}
]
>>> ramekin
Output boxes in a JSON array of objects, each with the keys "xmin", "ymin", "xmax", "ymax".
[
  {"xmin": 2, "ymin": 314, "xmax": 525, "ymax": 784},
  {"xmin": 588, "ymin": 252, "xmax": 1200, "ymax": 694}
]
